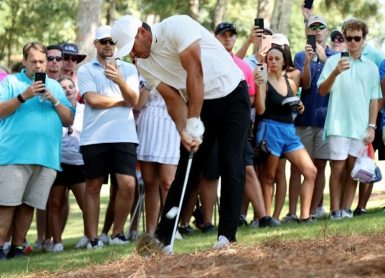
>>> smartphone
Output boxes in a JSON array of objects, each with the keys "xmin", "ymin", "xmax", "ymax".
[
  {"xmin": 304, "ymin": 0, "xmax": 314, "ymax": 9},
  {"xmin": 259, "ymin": 35, "xmax": 272, "ymax": 57},
  {"xmin": 257, "ymin": 63, "xmax": 268, "ymax": 82},
  {"xmin": 341, "ymin": 51, "xmax": 349, "ymax": 57},
  {"xmin": 254, "ymin": 18, "xmax": 264, "ymax": 29},
  {"xmin": 34, "ymin": 72, "xmax": 46, "ymax": 93},
  {"xmin": 106, "ymin": 56, "xmax": 115, "ymax": 66},
  {"xmin": 307, "ymin": 35, "xmax": 316, "ymax": 51}
]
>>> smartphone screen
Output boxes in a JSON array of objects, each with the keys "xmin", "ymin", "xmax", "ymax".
[
  {"xmin": 34, "ymin": 72, "xmax": 46, "ymax": 93},
  {"xmin": 307, "ymin": 35, "xmax": 316, "ymax": 51},
  {"xmin": 341, "ymin": 51, "xmax": 349, "ymax": 57},
  {"xmin": 254, "ymin": 18, "xmax": 264, "ymax": 29},
  {"xmin": 304, "ymin": 0, "xmax": 314, "ymax": 9}
]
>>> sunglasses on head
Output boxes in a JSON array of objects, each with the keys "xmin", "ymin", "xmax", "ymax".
[
  {"xmin": 99, "ymin": 38, "xmax": 116, "ymax": 45},
  {"xmin": 309, "ymin": 24, "xmax": 326, "ymax": 31},
  {"xmin": 63, "ymin": 55, "xmax": 78, "ymax": 62},
  {"xmin": 47, "ymin": 56, "xmax": 63, "ymax": 62},
  {"xmin": 345, "ymin": 36, "xmax": 362, "ymax": 42},
  {"xmin": 333, "ymin": 37, "xmax": 344, "ymax": 43}
]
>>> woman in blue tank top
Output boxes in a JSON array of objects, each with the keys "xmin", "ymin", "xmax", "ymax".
[{"xmin": 254, "ymin": 46, "xmax": 317, "ymax": 222}]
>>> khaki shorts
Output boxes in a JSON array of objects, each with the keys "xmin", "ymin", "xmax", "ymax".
[
  {"xmin": 0, "ymin": 165, "xmax": 57, "ymax": 209},
  {"xmin": 328, "ymin": 136, "xmax": 365, "ymax": 160},
  {"xmin": 296, "ymin": 127, "xmax": 331, "ymax": 160}
]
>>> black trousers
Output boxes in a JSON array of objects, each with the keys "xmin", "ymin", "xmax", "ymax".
[{"xmin": 156, "ymin": 81, "xmax": 250, "ymax": 244}]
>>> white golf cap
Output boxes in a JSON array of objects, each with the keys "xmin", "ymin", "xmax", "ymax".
[
  {"xmin": 111, "ymin": 15, "xmax": 142, "ymax": 58},
  {"xmin": 95, "ymin": 25, "xmax": 112, "ymax": 40},
  {"xmin": 271, "ymin": 33, "xmax": 290, "ymax": 46}
]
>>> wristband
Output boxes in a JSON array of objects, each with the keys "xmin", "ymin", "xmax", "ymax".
[
  {"xmin": 53, "ymin": 100, "xmax": 60, "ymax": 107},
  {"xmin": 17, "ymin": 94, "xmax": 25, "ymax": 103}
]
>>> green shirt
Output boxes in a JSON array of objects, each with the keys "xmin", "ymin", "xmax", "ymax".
[{"xmin": 317, "ymin": 53, "xmax": 382, "ymax": 140}]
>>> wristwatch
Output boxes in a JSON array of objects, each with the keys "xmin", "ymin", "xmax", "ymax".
[{"xmin": 368, "ymin": 123, "xmax": 377, "ymax": 130}]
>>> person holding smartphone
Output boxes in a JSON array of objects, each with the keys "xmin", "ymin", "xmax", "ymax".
[
  {"xmin": 0, "ymin": 42, "xmax": 74, "ymax": 259},
  {"xmin": 318, "ymin": 18, "xmax": 382, "ymax": 220},
  {"xmin": 287, "ymin": 15, "xmax": 338, "ymax": 223}
]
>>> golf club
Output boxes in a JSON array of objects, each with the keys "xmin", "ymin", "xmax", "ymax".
[{"xmin": 168, "ymin": 150, "xmax": 194, "ymax": 253}]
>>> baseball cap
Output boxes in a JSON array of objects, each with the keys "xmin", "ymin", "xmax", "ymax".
[
  {"xmin": 307, "ymin": 15, "xmax": 327, "ymax": 27},
  {"xmin": 214, "ymin": 22, "xmax": 237, "ymax": 35},
  {"xmin": 330, "ymin": 30, "xmax": 343, "ymax": 40},
  {"xmin": 95, "ymin": 25, "xmax": 112, "ymax": 40},
  {"xmin": 60, "ymin": 43, "xmax": 87, "ymax": 63},
  {"xmin": 271, "ymin": 33, "xmax": 289, "ymax": 46},
  {"xmin": 111, "ymin": 15, "xmax": 142, "ymax": 58}
]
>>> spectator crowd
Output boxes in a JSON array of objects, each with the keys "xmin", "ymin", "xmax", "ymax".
[{"xmin": 1, "ymin": 4, "xmax": 385, "ymax": 259}]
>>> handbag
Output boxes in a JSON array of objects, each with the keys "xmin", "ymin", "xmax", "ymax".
[{"xmin": 254, "ymin": 139, "xmax": 271, "ymax": 165}]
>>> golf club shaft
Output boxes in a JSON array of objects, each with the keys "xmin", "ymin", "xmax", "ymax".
[{"xmin": 169, "ymin": 151, "xmax": 194, "ymax": 252}]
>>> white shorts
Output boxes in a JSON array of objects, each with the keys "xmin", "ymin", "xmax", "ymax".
[
  {"xmin": 0, "ymin": 165, "xmax": 57, "ymax": 209},
  {"xmin": 296, "ymin": 127, "xmax": 331, "ymax": 160},
  {"xmin": 328, "ymin": 136, "xmax": 365, "ymax": 160}
]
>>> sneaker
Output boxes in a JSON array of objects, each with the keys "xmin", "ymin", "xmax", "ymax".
[
  {"xmin": 178, "ymin": 225, "xmax": 194, "ymax": 235},
  {"xmin": 315, "ymin": 207, "xmax": 326, "ymax": 218},
  {"xmin": 6, "ymin": 245, "xmax": 25, "ymax": 259},
  {"xmin": 136, "ymin": 234, "xmax": 165, "ymax": 257},
  {"xmin": 87, "ymin": 238, "xmax": 104, "ymax": 249},
  {"xmin": 75, "ymin": 235, "xmax": 89, "ymax": 249},
  {"xmin": 250, "ymin": 219, "xmax": 259, "ymax": 228},
  {"xmin": 258, "ymin": 216, "xmax": 280, "ymax": 227},
  {"xmin": 330, "ymin": 210, "xmax": 342, "ymax": 220},
  {"xmin": 341, "ymin": 209, "xmax": 353, "ymax": 219},
  {"xmin": 53, "ymin": 243, "xmax": 64, "ymax": 253},
  {"xmin": 99, "ymin": 233, "xmax": 109, "ymax": 245},
  {"xmin": 175, "ymin": 230, "xmax": 183, "ymax": 240},
  {"xmin": 201, "ymin": 223, "xmax": 215, "ymax": 233},
  {"xmin": 34, "ymin": 240, "xmax": 43, "ymax": 251},
  {"xmin": 109, "ymin": 234, "xmax": 129, "ymax": 245},
  {"xmin": 238, "ymin": 215, "xmax": 248, "ymax": 227},
  {"xmin": 42, "ymin": 241, "xmax": 54, "ymax": 252},
  {"xmin": 299, "ymin": 217, "xmax": 316, "ymax": 224},
  {"xmin": 161, "ymin": 244, "xmax": 173, "ymax": 255},
  {"xmin": 3, "ymin": 241, "xmax": 11, "ymax": 255},
  {"xmin": 213, "ymin": 235, "xmax": 230, "ymax": 249},
  {"xmin": 282, "ymin": 213, "xmax": 299, "ymax": 224},
  {"xmin": 353, "ymin": 207, "xmax": 367, "ymax": 216}
]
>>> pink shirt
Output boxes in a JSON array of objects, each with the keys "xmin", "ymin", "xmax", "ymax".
[{"xmin": 231, "ymin": 53, "xmax": 256, "ymax": 96}]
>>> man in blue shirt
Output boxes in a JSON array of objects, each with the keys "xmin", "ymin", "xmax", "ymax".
[
  {"xmin": 286, "ymin": 16, "xmax": 337, "ymax": 221},
  {"xmin": 0, "ymin": 42, "xmax": 74, "ymax": 259}
]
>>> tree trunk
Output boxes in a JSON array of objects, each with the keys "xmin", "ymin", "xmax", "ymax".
[
  {"xmin": 188, "ymin": 0, "xmax": 199, "ymax": 20},
  {"xmin": 76, "ymin": 0, "xmax": 103, "ymax": 63},
  {"xmin": 212, "ymin": 0, "xmax": 228, "ymax": 30},
  {"xmin": 270, "ymin": 0, "xmax": 292, "ymax": 35},
  {"xmin": 106, "ymin": 0, "xmax": 116, "ymax": 25}
]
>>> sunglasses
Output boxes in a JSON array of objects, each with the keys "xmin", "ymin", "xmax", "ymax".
[
  {"xmin": 99, "ymin": 38, "xmax": 116, "ymax": 45},
  {"xmin": 332, "ymin": 37, "xmax": 344, "ymax": 43},
  {"xmin": 345, "ymin": 36, "xmax": 362, "ymax": 42},
  {"xmin": 47, "ymin": 56, "xmax": 63, "ymax": 62},
  {"xmin": 309, "ymin": 24, "xmax": 326, "ymax": 31},
  {"xmin": 63, "ymin": 55, "xmax": 78, "ymax": 62}
]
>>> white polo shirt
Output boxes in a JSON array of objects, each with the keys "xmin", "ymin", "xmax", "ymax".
[
  {"xmin": 78, "ymin": 59, "xmax": 139, "ymax": 145},
  {"xmin": 136, "ymin": 15, "xmax": 244, "ymax": 100}
]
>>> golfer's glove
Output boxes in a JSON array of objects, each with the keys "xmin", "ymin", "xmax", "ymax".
[{"xmin": 185, "ymin": 117, "xmax": 205, "ymax": 144}]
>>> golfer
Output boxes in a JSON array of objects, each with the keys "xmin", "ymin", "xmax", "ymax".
[{"xmin": 111, "ymin": 14, "xmax": 250, "ymax": 251}]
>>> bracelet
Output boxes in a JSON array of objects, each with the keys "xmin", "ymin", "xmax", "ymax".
[
  {"xmin": 53, "ymin": 100, "xmax": 60, "ymax": 107},
  {"xmin": 17, "ymin": 94, "xmax": 25, "ymax": 103}
]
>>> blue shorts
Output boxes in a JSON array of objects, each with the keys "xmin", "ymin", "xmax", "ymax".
[{"xmin": 256, "ymin": 119, "xmax": 303, "ymax": 157}]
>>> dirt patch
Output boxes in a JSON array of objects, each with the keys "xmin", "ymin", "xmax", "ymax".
[{"xmin": 30, "ymin": 232, "xmax": 385, "ymax": 278}]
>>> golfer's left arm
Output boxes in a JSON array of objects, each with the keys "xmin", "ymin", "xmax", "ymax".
[{"xmin": 179, "ymin": 40, "xmax": 204, "ymax": 119}]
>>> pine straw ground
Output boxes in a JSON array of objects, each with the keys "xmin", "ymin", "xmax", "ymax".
[{"xmin": 30, "ymin": 232, "xmax": 385, "ymax": 278}]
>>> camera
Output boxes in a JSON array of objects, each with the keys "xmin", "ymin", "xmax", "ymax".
[{"xmin": 281, "ymin": 96, "xmax": 301, "ymax": 113}]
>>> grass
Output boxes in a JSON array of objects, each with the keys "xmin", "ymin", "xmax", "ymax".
[{"xmin": 1, "ymin": 187, "xmax": 385, "ymax": 277}]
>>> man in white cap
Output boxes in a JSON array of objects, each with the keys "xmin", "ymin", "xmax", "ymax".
[
  {"xmin": 77, "ymin": 25, "xmax": 140, "ymax": 249},
  {"xmin": 111, "ymin": 15, "xmax": 250, "ymax": 251}
]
